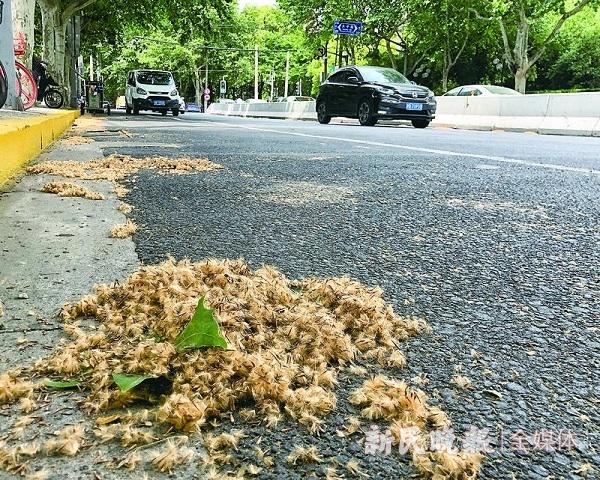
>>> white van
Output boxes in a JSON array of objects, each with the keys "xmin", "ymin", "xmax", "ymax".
[{"xmin": 125, "ymin": 70, "xmax": 181, "ymax": 116}]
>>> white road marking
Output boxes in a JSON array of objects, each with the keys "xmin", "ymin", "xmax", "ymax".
[{"xmin": 174, "ymin": 117, "xmax": 600, "ymax": 175}]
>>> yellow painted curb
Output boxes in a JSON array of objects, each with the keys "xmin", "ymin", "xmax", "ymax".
[{"xmin": 0, "ymin": 110, "xmax": 80, "ymax": 186}]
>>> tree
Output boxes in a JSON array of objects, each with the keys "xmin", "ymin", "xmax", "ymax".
[
  {"xmin": 367, "ymin": 0, "xmax": 424, "ymax": 75},
  {"xmin": 474, "ymin": 0, "xmax": 599, "ymax": 92},
  {"xmin": 12, "ymin": 0, "xmax": 36, "ymax": 68},
  {"xmin": 426, "ymin": 0, "xmax": 477, "ymax": 92},
  {"xmin": 532, "ymin": 6, "xmax": 600, "ymax": 91},
  {"xmin": 36, "ymin": 0, "xmax": 98, "ymax": 86}
]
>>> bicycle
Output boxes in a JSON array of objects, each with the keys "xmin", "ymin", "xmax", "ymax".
[
  {"xmin": 0, "ymin": 4, "xmax": 38, "ymax": 110},
  {"xmin": 0, "ymin": 60, "xmax": 6, "ymax": 110},
  {"xmin": 0, "ymin": 0, "xmax": 7, "ymax": 109},
  {"xmin": 13, "ymin": 32, "xmax": 37, "ymax": 109}
]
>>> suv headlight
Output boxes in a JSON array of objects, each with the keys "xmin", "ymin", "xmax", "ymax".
[
  {"xmin": 427, "ymin": 89, "xmax": 436, "ymax": 103},
  {"xmin": 170, "ymin": 89, "xmax": 179, "ymax": 97},
  {"xmin": 136, "ymin": 87, "xmax": 148, "ymax": 96},
  {"xmin": 374, "ymin": 85, "xmax": 396, "ymax": 96}
]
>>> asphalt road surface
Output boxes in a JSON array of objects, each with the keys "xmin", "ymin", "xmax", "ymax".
[{"xmin": 102, "ymin": 111, "xmax": 599, "ymax": 479}]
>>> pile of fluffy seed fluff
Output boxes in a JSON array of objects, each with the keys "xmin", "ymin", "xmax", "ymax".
[
  {"xmin": 27, "ymin": 153, "xmax": 222, "ymax": 182},
  {"xmin": 0, "ymin": 259, "xmax": 482, "ymax": 478}
]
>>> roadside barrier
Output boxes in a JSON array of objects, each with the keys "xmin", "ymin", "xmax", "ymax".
[
  {"xmin": 208, "ymin": 92, "xmax": 600, "ymax": 137},
  {"xmin": 209, "ymin": 101, "xmax": 316, "ymax": 121}
]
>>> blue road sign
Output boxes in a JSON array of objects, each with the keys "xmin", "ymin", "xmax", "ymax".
[{"xmin": 333, "ymin": 20, "xmax": 363, "ymax": 36}]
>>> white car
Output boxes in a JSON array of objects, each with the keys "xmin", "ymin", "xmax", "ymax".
[
  {"xmin": 179, "ymin": 97, "xmax": 186, "ymax": 114},
  {"xmin": 443, "ymin": 85, "xmax": 522, "ymax": 97},
  {"xmin": 125, "ymin": 70, "xmax": 181, "ymax": 116}
]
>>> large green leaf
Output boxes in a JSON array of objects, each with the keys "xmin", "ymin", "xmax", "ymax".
[
  {"xmin": 112, "ymin": 373, "xmax": 156, "ymax": 392},
  {"xmin": 174, "ymin": 298, "xmax": 227, "ymax": 351},
  {"xmin": 44, "ymin": 379, "xmax": 81, "ymax": 389}
]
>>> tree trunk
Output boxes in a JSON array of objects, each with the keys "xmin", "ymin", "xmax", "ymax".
[
  {"xmin": 514, "ymin": 68, "xmax": 527, "ymax": 93},
  {"xmin": 512, "ymin": 7, "xmax": 530, "ymax": 93},
  {"xmin": 11, "ymin": 0, "xmax": 36, "ymax": 69},
  {"xmin": 194, "ymin": 69, "xmax": 202, "ymax": 107},
  {"xmin": 442, "ymin": 68, "xmax": 450, "ymax": 92},
  {"xmin": 442, "ymin": 50, "xmax": 450, "ymax": 92},
  {"xmin": 385, "ymin": 40, "xmax": 397, "ymax": 70},
  {"xmin": 39, "ymin": 2, "xmax": 67, "ymax": 87}
]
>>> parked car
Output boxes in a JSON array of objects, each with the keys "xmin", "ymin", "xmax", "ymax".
[
  {"xmin": 283, "ymin": 96, "xmax": 315, "ymax": 102},
  {"xmin": 316, "ymin": 66, "xmax": 436, "ymax": 127},
  {"xmin": 125, "ymin": 69, "xmax": 180, "ymax": 116},
  {"xmin": 218, "ymin": 98, "xmax": 235, "ymax": 104},
  {"xmin": 179, "ymin": 97, "xmax": 186, "ymax": 114},
  {"xmin": 443, "ymin": 85, "xmax": 522, "ymax": 96},
  {"xmin": 245, "ymin": 99, "xmax": 267, "ymax": 104},
  {"xmin": 186, "ymin": 102, "xmax": 201, "ymax": 112}
]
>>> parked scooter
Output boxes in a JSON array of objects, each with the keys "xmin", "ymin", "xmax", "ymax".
[{"xmin": 32, "ymin": 57, "xmax": 64, "ymax": 109}]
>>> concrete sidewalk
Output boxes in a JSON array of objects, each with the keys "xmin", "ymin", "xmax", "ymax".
[
  {"xmin": 0, "ymin": 117, "xmax": 138, "ymax": 372},
  {"xmin": 0, "ymin": 117, "xmax": 146, "ymax": 478}
]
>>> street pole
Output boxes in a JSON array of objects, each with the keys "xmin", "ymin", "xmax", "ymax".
[
  {"xmin": 254, "ymin": 45, "xmax": 259, "ymax": 100},
  {"xmin": 322, "ymin": 41, "xmax": 328, "ymax": 83},
  {"xmin": 0, "ymin": 0, "xmax": 23, "ymax": 110},
  {"xmin": 204, "ymin": 63, "xmax": 208, "ymax": 113},
  {"xmin": 67, "ymin": 14, "xmax": 81, "ymax": 108},
  {"xmin": 284, "ymin": 50, "xmax": 290, "ymax": 97},
  {"xmin": 270, "ymin": 70, "xmax": 274, "ymax": 102},
  {"xmin": 194, "ymin": 67, "xmax": 202, "ymax": 108}
]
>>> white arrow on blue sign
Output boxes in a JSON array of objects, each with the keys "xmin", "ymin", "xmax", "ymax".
[{"xmin": 333, "ymin": 20, "xmax": 363, "ymax": 36}]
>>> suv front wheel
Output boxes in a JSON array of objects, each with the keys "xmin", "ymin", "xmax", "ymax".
[
  {"xmin": 358, "ymin": 100, "xmax": 377, "ymax": 126},
  {"xmin": 412, "ymin": 119, "xmax": 430, "ymax": 129},
  {"xmin": 317, "ymin": 102, "xmax": 331, "ymax": 124}
]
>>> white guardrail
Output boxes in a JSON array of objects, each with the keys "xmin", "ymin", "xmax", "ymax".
[{"xmin": 207, "ymin": 92, "xmax": 600, "ymax": 137}]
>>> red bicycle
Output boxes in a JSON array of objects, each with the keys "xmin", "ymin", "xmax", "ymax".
[
  {"xmin": 0, "ymin": 30, "xmax": 38, "ymax": 110},
  {"xmin": 0, "ymin": 61, "xmax": 7, "ymax": 109},
  {"xmin": 13, "ymin": 32, "xmax": 37, "ymax": 109}
]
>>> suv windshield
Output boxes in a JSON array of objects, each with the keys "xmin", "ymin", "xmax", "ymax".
[
  {"xmin": 358, "ymin": 67, "xmax": 410, "ymax": 84},
  {"xmin": 136, "ymin": 71, "xmax": 173, "ymax": 86}
]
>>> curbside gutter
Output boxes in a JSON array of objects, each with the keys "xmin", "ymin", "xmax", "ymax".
[{"xmin": 0, "ymin": 109, "xmax": 80, "ymax": 186}]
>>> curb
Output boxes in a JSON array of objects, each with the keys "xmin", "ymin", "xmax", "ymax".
[{"xmin": 0, "ymin": 110, "xmax": 80, "ymax": 186}]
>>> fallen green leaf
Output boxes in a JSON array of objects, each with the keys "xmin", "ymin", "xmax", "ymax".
[
  {"xmin": 174, "ymin": 297, "xmax": 227, "ymax": 351},
  {"xmin": 112, "ymin": 373, "xmax": 156, "ymax": 392},
  {"xmin": 44, "ymin": 379, "xmax": 81, "ymax": 389}
]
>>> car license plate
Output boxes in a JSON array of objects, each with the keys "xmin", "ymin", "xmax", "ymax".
[
  {"xmin": 406, "ymin": 103, "xmax": 423, "ymax": 111},
  {"xmin": 153, "ymin": 100, "xmax": 166, "ymax": 106}
]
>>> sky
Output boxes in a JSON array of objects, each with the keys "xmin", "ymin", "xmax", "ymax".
[{"xmin": 238, "ymin": 0, "xmax": 276, "ymax": 9}]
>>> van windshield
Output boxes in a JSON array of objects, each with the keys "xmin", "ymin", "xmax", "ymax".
[{"xmin": 136, "ymin": 71, "xmax": 173, "ymax": 86}]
